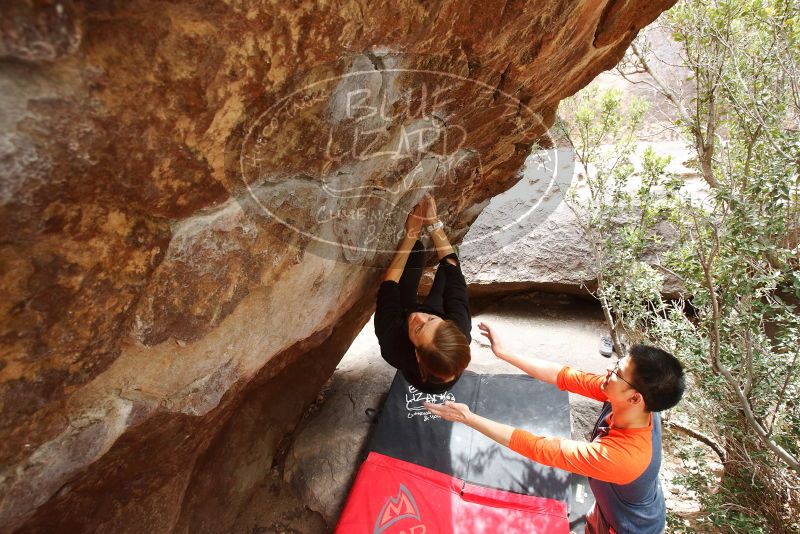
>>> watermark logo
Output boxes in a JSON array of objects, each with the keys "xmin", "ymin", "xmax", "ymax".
[
  {"xmin": 227, "ymin": 53, "xmax": 572, "ymax": 265},
  {"xmin": 405, "ymin": 385, "xmax": 455, "ymax": 421}
]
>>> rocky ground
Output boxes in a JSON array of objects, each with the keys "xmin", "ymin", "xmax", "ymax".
[{"xmin": 242, "ymin": 291, "xmax": 717, "ymax": 533}]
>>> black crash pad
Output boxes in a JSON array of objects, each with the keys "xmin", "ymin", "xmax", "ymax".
[{"xmin": 368, "ymin": 370, "xmax": 594, "ymax": 529}]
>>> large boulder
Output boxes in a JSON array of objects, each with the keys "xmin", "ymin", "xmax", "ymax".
[
  {"xmin": 461, "ymin": 188, "xmax": 687, "ymax": 299},
  {"xmin": 0, "ymin": 1, "xmax": 676, "ymax": 531}
]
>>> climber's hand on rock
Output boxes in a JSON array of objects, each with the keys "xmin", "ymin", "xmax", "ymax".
[
  {"xmin": 422, "ymin": 193, "xmax": 438, "ymax": 224},
  {"xmin": 404, "ymin": 200, "xmax": 426, "ymax": 239}
]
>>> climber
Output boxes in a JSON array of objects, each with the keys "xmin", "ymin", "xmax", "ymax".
[
  {"xmin": 374, "ymin": 194, "xmax": 471, "ymax": 393},
  {"xmin": 425, "ymin": 322, "xmax": 685, "ymax": 534}
]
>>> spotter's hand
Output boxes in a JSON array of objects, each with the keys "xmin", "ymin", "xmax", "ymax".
[
  {"xmin": 423, "ymin": 401, "xmax": 472, "ymax": 424},
  {"xmin": 478, "ymin": 321, "xmax": 507, "ymax": 359}
]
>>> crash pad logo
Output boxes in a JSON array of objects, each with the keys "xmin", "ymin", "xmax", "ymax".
[
  {"xmin": 373, "ymin": 484, "xmax": 425, "ymax": 534},
  {"xmin": 405, "ymin": 385, "xmax": 455, "ymax": 420}
]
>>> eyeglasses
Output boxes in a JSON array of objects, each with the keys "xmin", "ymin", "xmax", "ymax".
[{"xmin": 610, "ymin": 358, "xmax": 637, "ymax": 390}]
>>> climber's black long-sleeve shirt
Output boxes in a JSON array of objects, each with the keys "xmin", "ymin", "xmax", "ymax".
[{"xmin": 374, "ymin": 252, "xmax": 471, "ymax": 393}]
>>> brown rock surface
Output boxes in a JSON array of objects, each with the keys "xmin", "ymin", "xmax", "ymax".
[{"xmin": 1, "ymin": 1, "xmax": 675, "ymax": 532}]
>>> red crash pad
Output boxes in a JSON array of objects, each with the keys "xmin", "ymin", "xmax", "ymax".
[{"xmin": 336, "ymin": 452, "xmax": 569, "ymax": 534}]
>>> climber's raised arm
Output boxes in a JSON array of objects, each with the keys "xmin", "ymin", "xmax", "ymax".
[
  {"xmin": 382, "ymin": 199, "xmax": 427, "ymax": 283},
  {"xmin": 422, "ymin": 196, "xmax": 456, "ymax": 264}
]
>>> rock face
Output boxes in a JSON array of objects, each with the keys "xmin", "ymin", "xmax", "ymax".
[
  {"xmin": 283, "ymin": 321, "xmax": 396, "ymax": 525},
  {"xmin": 461, "ymin": 185, "xmax": 687, "ymax": 299},
  {"xmin": 0, "ymin": 1, "xmax": 675, "ymax": 532}
]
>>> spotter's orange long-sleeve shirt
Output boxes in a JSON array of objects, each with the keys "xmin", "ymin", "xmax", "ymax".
[{"xmin": 508, "ymin": 367, "xmax": 654, "ymax": 485}]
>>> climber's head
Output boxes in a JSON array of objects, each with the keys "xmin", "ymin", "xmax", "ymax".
[{"xmin": 408, "ymin": 312, "xmax": 470, "ymax": 383}]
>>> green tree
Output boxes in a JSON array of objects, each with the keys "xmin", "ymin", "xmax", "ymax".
[
  {"xmin": 556, "ymin": 87, "xmax": 678, "ymax": 355},
  {"xmin": 614, "ymin": 0, "xmax": 800, "ymax": 530}
]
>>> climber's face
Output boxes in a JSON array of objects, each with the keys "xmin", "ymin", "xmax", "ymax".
[{"xmin": 407, "ymin": 312, "xmax": 443, "ymax": 347}]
